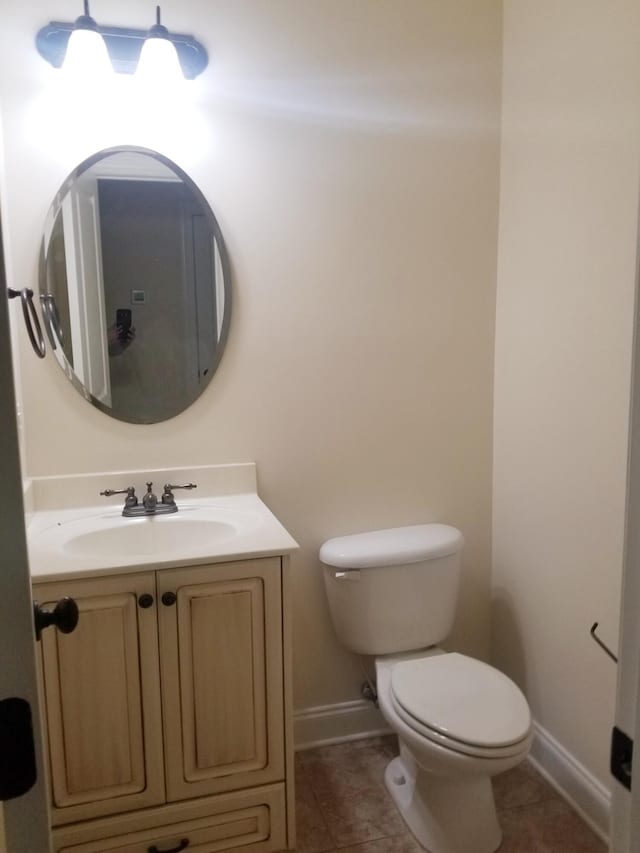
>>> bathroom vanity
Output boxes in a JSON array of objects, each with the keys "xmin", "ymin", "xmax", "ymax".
[{"xmin": 26, "ymin": 464, "xmax": 298, "ymax": 853}]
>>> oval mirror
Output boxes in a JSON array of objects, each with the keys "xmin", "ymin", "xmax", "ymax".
[{"xmin": 39, "ymin": 146, "xmax": 231, "ymax": 424}]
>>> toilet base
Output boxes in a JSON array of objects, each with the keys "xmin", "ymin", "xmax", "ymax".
[{"xmin": 384, "ymin": 755, "xmax": 502, "ymax": 853}]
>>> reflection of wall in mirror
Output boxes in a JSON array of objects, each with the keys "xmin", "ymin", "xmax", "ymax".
[{"xmin": 98, "ymin": 179, "xmax": 218, "ymax": 421}]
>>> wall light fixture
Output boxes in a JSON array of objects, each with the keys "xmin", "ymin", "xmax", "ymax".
[
  {"xmin": 60, "ymin": 0, "xmax": 111, "ymax": 78},
  {"xmin": 136, "ymin": 7, "xmax": 184, "ymax": 84},
  {"xmin": 36, "ymin": 2, "xmax": 208, "ymax": 80}
]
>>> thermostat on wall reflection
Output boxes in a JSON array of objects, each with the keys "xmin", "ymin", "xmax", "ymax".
[{"xmin": 131, "ymin": 290, "xmax": 146, "ymax": 304}]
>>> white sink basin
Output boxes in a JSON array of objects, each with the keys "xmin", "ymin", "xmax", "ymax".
[
  {"xmin": 25, "ymin": 465, "xmax": 299, "ymax": 581},
  {"xmin": 31, "ymin": 505, "xmax": 261, "ymax": 561},
  {"xmin": 63, "ymin": 517, "xmax": 237, "ymax": 558}
]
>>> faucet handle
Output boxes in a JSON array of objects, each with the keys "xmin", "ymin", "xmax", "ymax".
[
  {"xmin": 100, "ymin": 486, "xmax": 138, "ymax": 507},
  {"xmin": 161, "ymin": 483, "xmax": 197, "ymax": 504}
]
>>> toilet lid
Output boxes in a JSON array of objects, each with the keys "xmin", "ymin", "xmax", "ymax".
[{"xmin": 390, "ymin": 653, "xmax": 531, "ymax": 749}]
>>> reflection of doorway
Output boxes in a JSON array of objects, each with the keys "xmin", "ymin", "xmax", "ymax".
[
  {"xmin": 53, "ymin": 172, "xmax": 112, "ymax": 406},
  {"xmin": 98, "ymin": 179, "xmax": 216, "ymax": 422}
]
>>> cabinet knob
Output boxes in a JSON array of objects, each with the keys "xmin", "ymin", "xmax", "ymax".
[
  {"xmin": 33, "ymin": 597, "xmax": 79, "ymax": 642},
  {"xmin": 148, "ymin": 840, "xmax": 189, "ymax": 853},
  {"xmin": 161, "ymin": 591, "xmax": 177, "ymax": 607},
  {"xmin": 138, "ymin": 594, "xmax": 154, "ymax": 609}
]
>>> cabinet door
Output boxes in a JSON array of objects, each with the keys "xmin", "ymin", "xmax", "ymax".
[
  {"xmin": 158, "ymin": 559, "xmax": 284, "ymax": 802},
  {"xmin": 36, "ymin": 573, "xmax": 165, "ymax": 825}
]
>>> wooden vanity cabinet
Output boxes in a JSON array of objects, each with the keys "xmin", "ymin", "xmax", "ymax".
[{"xmin": 34, "ymin": 556, "xmax": 294, "ymax": 853}]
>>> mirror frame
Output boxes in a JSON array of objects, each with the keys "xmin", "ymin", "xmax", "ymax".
[{"xmin": 39, "ymin": 145, "xmax": 232, "ymax": 424}]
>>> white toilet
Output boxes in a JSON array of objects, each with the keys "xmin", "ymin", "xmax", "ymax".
[{"xmin": 320, "ymin": 523, "xmax": 532, "ymax": 853}]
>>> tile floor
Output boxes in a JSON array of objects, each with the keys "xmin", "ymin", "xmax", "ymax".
[{"xmin": 295, "ymin": 736, "xmax": 606, "ymax": 853}]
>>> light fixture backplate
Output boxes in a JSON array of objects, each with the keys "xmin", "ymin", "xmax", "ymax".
[{"xmin": 36, "ymin": 21, "xmax": 208, "ymax": 79}]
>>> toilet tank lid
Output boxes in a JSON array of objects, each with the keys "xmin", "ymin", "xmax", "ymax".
[{"xmin": 319, "ymin": 524, "xmax": 464, "ymax": 569}]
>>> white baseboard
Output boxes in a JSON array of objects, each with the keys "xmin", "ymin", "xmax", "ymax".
[
  {"xmin": 529, "ymin": 721, "xmax": 610, "ymax": 844},
  {"xmin": 293, "ymin": 703, "xmax": 611, "ymax": 844},
  {"xmin": 294, "ymin": 699, "xmax": 391, "ymax": 750}
]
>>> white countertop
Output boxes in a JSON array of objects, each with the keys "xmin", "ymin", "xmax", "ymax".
[{"xmin": 26, "ymin": 464, "xmax": 298, "ymax": 583}]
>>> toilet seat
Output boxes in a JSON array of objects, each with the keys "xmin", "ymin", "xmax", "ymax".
[{"xmin": 389, "ymin": 653, "xmax": 531, "ymax": 759}]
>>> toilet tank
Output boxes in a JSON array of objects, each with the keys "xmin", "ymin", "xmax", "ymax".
[{"xmin": 320, "ymin": 524, "xmax": 464, "ymax": 656}]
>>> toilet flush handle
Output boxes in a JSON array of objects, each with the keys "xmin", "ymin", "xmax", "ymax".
[{"xmin": 334, "ymin": 570, "xmax": 361, "ymax": 581}]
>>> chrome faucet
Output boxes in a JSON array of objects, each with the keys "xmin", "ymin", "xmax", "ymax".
[{"xmin": 100, "ymin": 481, "xmax": 197, "ymax": 516}]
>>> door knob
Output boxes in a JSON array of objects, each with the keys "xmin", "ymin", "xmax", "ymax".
[{"xmin": 33, "ymin": 597, "xmax": 79, "ymax": 641}]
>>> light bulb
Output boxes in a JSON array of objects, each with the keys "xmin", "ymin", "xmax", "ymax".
[
  {"xmin": 137, "ymin": 36, "xmax": 183, "ymax": 85},
  {"xmin": 136, "ymin": 6, "xmax": 185, "ymax": 93},
  {"xmin": 61, "ymin": 1, "xmax": 111, "ymax": 80},
  {"xmin": 62, "ymin": 27, "xmax": 111, "ymax": 78}
]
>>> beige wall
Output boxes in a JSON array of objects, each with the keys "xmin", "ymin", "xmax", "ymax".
[
  {"xmin": 0, "ymin": 1, "xmax": 502, "ymax": 712},
  {"xmin": 493, "ymin": 1, "xmax": 640, "ymax": 785}
]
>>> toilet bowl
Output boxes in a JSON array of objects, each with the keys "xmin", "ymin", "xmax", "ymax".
[
  {"xmin": 320, "ymin": 524, "xmax": 533, "ymax": 853},
  {"xmin": 375, "ymin": 650, "xmax": 531, "ymax": 853}
]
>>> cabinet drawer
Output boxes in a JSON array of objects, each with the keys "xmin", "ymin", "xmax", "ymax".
[{"xmin": 54, "ymin": 784, "xmax": 287, "ymax": 853}]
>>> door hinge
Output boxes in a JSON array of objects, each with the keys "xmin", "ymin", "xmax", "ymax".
[
  {"xmin": 0, "ymin": 697, "xmax": 37, "ymax": 800},
  {"xmin": 611, "ymin": 726, "xmax": 633, "ymax": 790}
]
